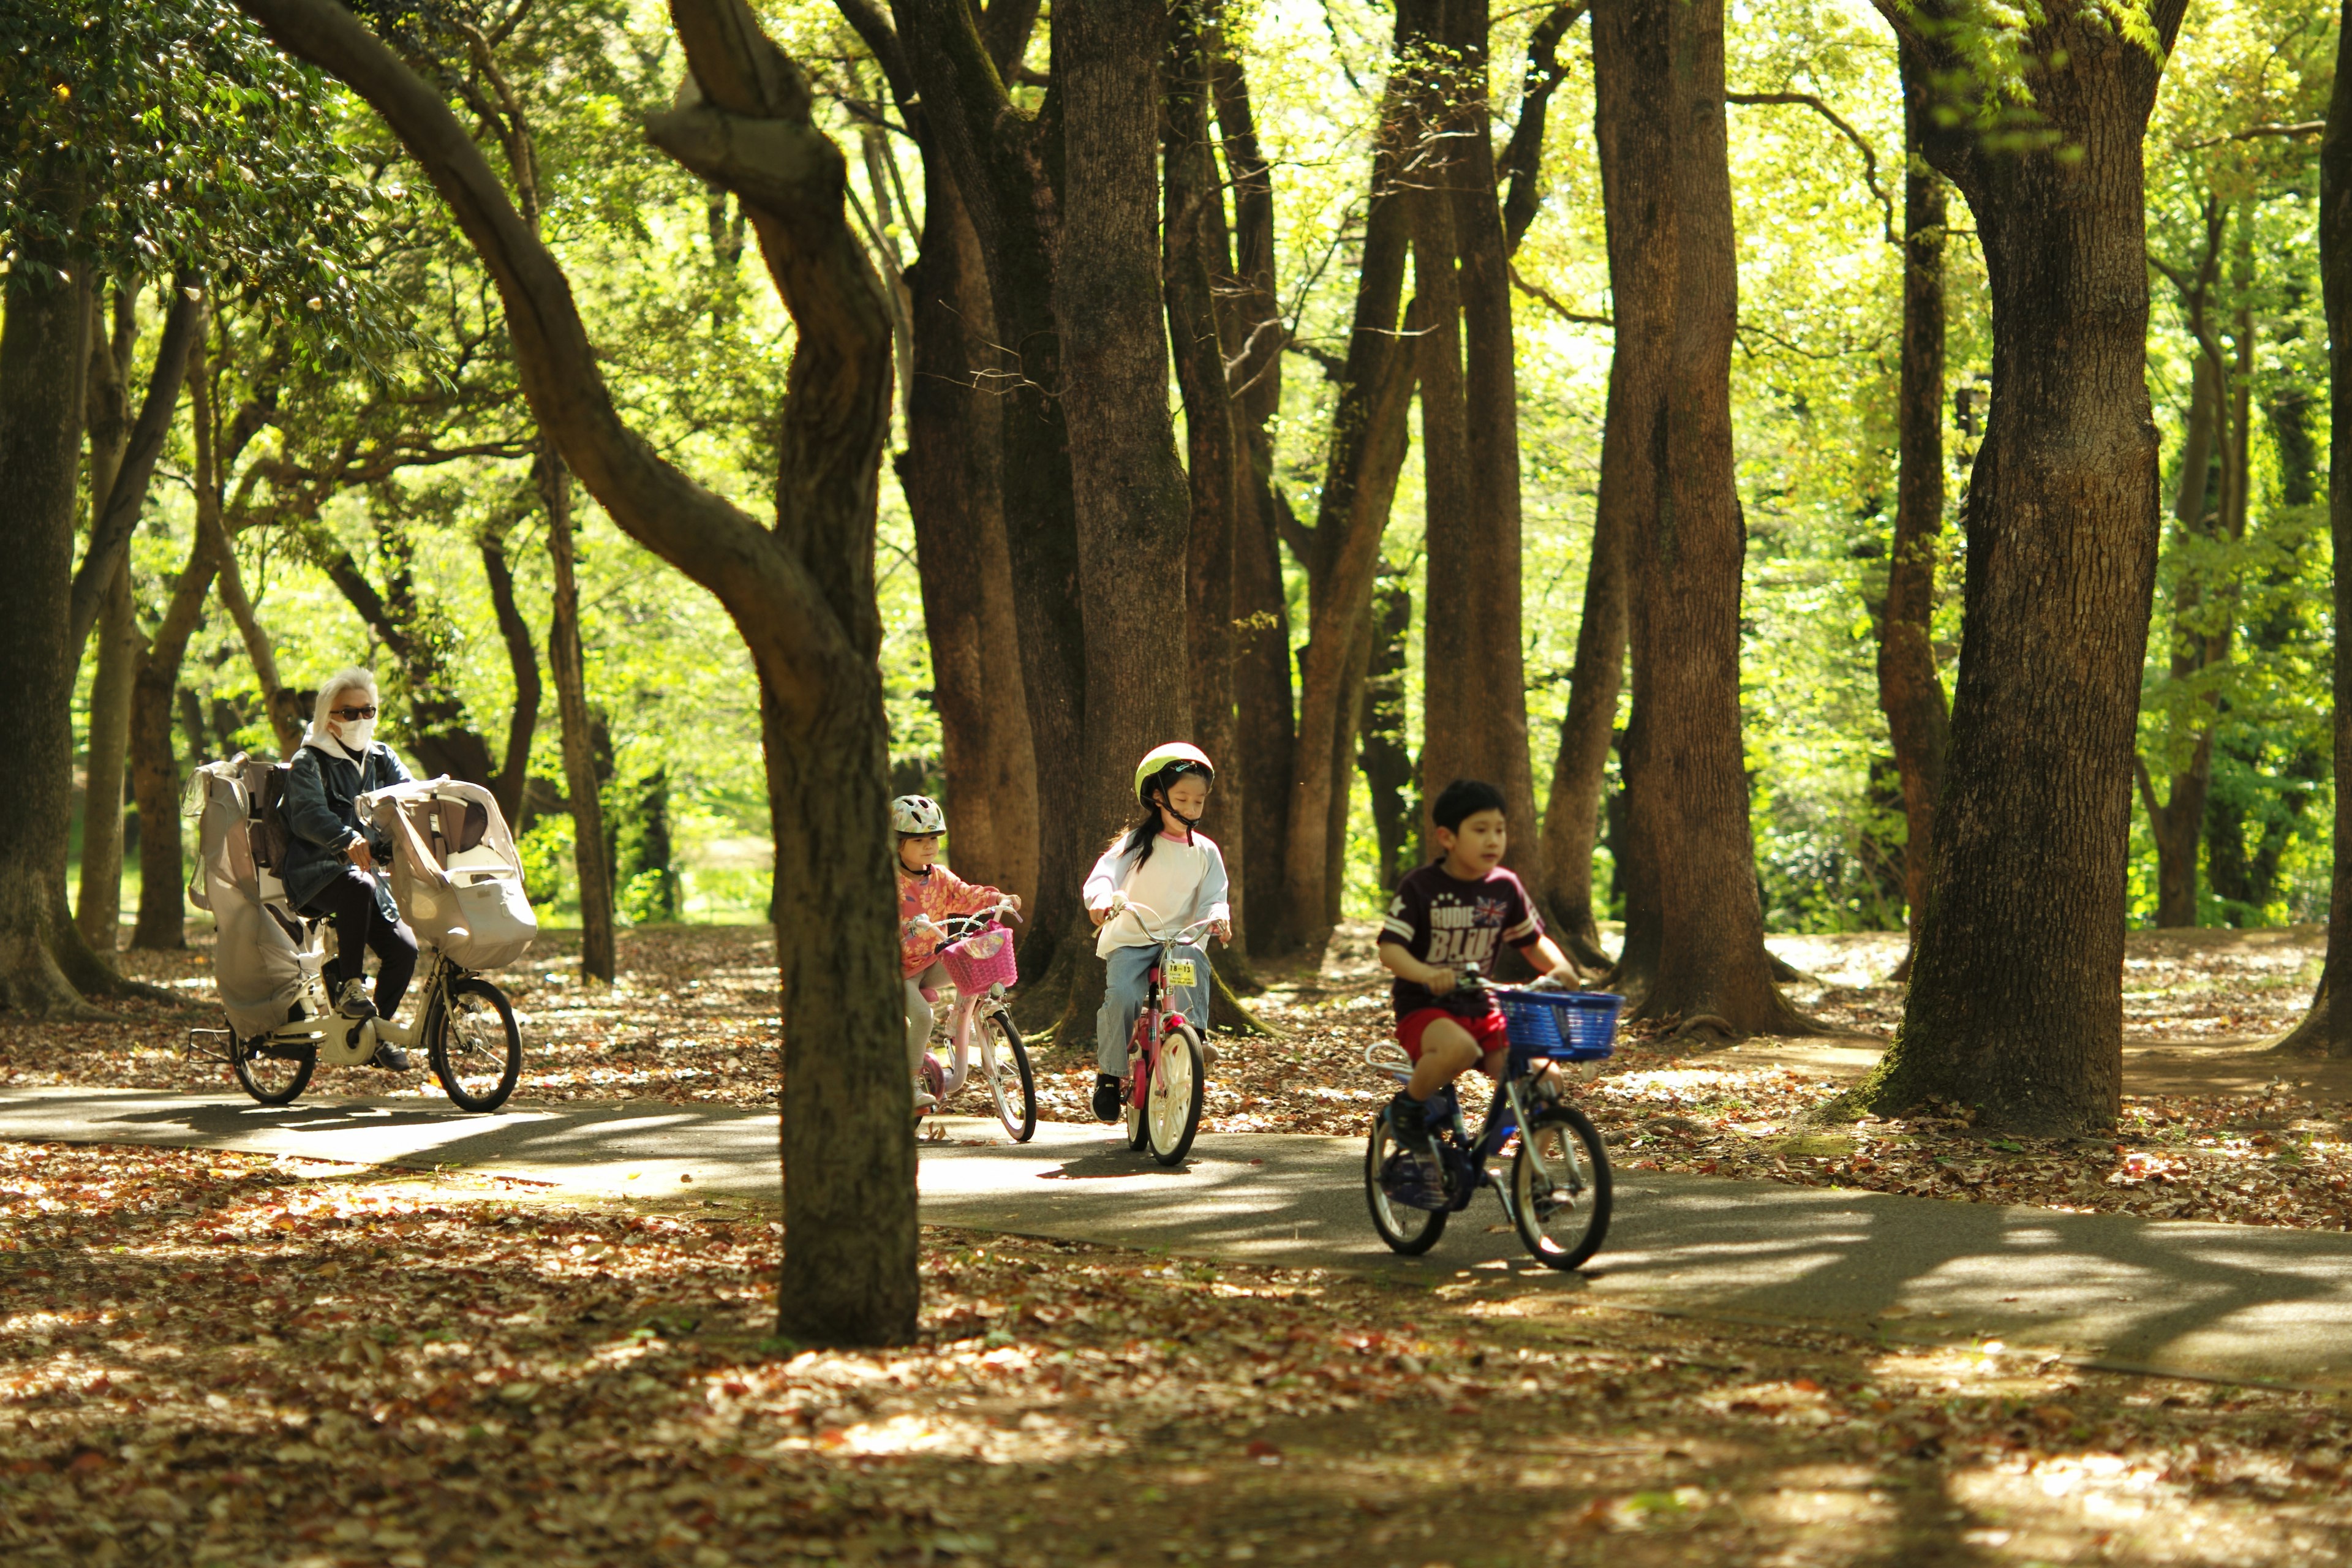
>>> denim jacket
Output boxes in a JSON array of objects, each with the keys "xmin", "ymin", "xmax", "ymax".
[{"xmin": 281, "ymin": 742, "xmax": 411, "ymax": 919}]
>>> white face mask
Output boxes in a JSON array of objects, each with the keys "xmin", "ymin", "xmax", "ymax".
[{"xmin": 333, "ymin": 717, "xmax": 375, "ymax": 753}]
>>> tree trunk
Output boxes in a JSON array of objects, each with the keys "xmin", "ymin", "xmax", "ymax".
[
  {"xmin": 1597, "ymin": 0, "xmax": 1813, "ymax": 1036},
  {"xmin": 1166, "ymin": 7, "xmax": 1248, "ymax": 959},
  {"xmin": 480, "ymin": 513, "xmax": 541, "ymax": 828},
  {"xmin": 0, "ymin": 186, "xmax": 101, "ymax": 1016},
  {"xmin": 242, "ymin": 0, "xmax": 913, "ymax": 1343},
  {"xmin": 1536, "ymin": 489, "xmax": 1624, "ymax": 971},
  {"xmin": 538, "ymin": 449, "xmax": 616, "ymax": 985},
  {"xmin": 75, "ymin": 287, "xmax": 139, "ymax": 959},
  {"xmin": 2278, "ymin": 9, "xmax": 2352, "ymax": 1058},
  {"xmin": 1849, "ymin": 0, "xmax": 2190, "ymax": 1126},
  {"xmin": 130, "ymin": 530, "xmax": 220, "ymax": 952},
  {"xmin": 1876, "ymin": 56, "xmax": 1952, "ymax": 979},
  {"xmin": 1048, "ymin": 0, "xmax": 1196, "ymax": 1041},
  {"xmin": 1360, "ymin": 575, "xmax": 1415, "ymax": 893},
  {"xmin": 898, "ymin": 163, "xmax": 1037, "ymax": 911},
  {"xmin": 1438, "ymin": 0, "xmax": 1539, "ymax": 863},
  {"xmin": 1276, "ymin": 20, "xmax": 1419, "ymax": 955},
  {"xmin": 1211, "ymin": 26, "xmax": 1295, "ymax": 957},
  {"xmin": 890, "ymin": 0, "xmax": 1092, "ymax": 1023}
]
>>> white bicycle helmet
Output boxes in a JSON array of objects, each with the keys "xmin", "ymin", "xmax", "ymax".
[{"xmin": 891, "ymin": 794, "xmax": 947, "ymax": 835}]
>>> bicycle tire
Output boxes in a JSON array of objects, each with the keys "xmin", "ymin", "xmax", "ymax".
[
  {"xmin": 1147, "ymin": 1021, "xmax": 1206, "ymax": 1166},
  {"xmin": 232, "ymin": 1032, "xmax": 315, "ymax": 1106},
  {"xmin": 1510, "ymin": 1103, "xmax": 1612, "ymax": 1270},
  {"xmin": 430, "ymin": 978, "xmax": 523, "ymax": 1113},
  {"xmin": 1363, "ymin": 1114, "xmax": 1447, "ymax": 1254},
  {"xmin": 981, "ymin": 1011, "xmax": 1036, "ymax": 1142}
]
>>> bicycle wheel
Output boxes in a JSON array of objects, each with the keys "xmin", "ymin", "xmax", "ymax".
[
  {"xmin": 1146, "ymin": 1021, "xmax": 1205, "ymax": 1167},
  {"xmin": 232, "ymin": 1033, "xmax": 315, "ymax": 1106},
  {"xmin": 1124, "ymin": 1028, "xmax": 1152, "ymax": 1150},
  {"xmin": 1363, "ymin": 1113, "xmax": 1447, "ymax": 1254},
  {"xmin": 979, "ymin": 1012, "xmax": 1036, "ymax": 1142},
  {"xmin": 430, "ymin": 978, "xmax": 522, "ymax": 1112},
  {"xmin": 1510, "ymin": 1104, "xmax": 1612, "ymax": 1270}
]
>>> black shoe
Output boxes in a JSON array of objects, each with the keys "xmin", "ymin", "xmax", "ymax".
[
  {"xmin": 371, "ymin": 1044, "xmax": 412, "ymax": 1072},
  {"xmin": 1091, "ymin": 1074, "xmax": 1126, "ymax": 1123},
  {"xmin": 1386, "ymin": 1091, "xmax": 1436, "ymax": 1161}
]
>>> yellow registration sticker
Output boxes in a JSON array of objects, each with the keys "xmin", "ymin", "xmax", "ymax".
[{"xmin": 1166, "ymin": 959, "xmax": 1198, "ymax": 988}]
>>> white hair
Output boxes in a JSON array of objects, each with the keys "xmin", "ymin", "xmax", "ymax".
[{"xmin": 301, "ymin": 666, "xmax": 380, "ymax": 754}]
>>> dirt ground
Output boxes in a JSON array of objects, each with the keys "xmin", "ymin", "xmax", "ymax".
[
  {"xmin": 7, "ymin": 921, "xmax": 2352, "ymax": 1234},
  {"xmin": 5, "ymin": 1139, "xmax": 2351, "ymax": 1568}
]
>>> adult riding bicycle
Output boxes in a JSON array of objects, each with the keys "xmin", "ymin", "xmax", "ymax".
[
  {"xmin": 1101, "ymin": 893, "xmax": 1214, "ymax": 1166},
  {"xmin": 1363, "ymin": 965, "xmax": 1616, "ymax": 1271},
  {"xmin": 907, "ymin": 899, "xmax": 1038, "ymax": 1142}
]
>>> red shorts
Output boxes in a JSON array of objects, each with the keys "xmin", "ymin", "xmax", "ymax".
[{"xmin": 1396, "ymin": 1006, "xmax": 1509, "ymax": 1063}]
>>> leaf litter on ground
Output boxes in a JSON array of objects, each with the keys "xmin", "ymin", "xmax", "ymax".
[{"xmin": 4, "ymin": 1139, "xmax": 2351, "ymax": 1567}]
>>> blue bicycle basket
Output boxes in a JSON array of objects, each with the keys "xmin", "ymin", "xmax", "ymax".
[{"xmin": 1495, "ymin": 990, "xmax": 1623, "ymax": 1061}]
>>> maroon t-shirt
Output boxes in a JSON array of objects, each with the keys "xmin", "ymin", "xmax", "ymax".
[{"xmin": 1379, "ymin": 862, "xmax": 1544, "ymax": 1020}]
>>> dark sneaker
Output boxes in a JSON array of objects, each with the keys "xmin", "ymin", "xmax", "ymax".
[
  {"xmin": 1091, "ymin": 1074, "xmax": 1126, "ymax": 1123},
  {"xmin": 1385, "ymin": 1091, "xmax": 1436, "ymax": 1161},
  {"xmin": 371, "ymin": 1044, "xmax": 412, "ymax": 1072},
  {"xmin": 336, "ymin": 979, "xmax": 375, "ymax": 1020}
]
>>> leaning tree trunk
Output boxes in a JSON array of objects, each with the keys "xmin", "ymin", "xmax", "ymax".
[
  {"xmin": 239, "ymin": 0, "xmax": 916, "ymax": 1343},
  {"xmin": 1875, "ymin": 55, "xmax": 1952, "ymax": 982},
  {"xmin": 0, "ymin": 186, "xmax": 100, "ymax": 1016},
  {"xmin": 1536, "ymin": 489, "xmax": 1624, "ymax": 972},
  {"xmin": 480, "ymin": 513, "xmax": 542, "ymax": 827},
  {"xmin": 1599, "ymin": 0, "xmax": 1814, "ymax": 1036},
  {"xmin": 1849, "ymin": 0, "xmax": 2191, "ymax": 1128},
  {"xmin": 129, "ymin": 532, "xmax": 220, "ymax": 952},
  {"xmin": 538, "ymin": 449, "xmax": 616, "ymax": 986},
  {"xmin": 2275, "ymin": 0, "xmax": 2352, "ymax": 1058},
  {"xmin": 1276, "ymin": 19, "xmax": 1418, "ymax": 955}
]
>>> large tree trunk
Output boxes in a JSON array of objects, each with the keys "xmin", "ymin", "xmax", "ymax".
[
  {"xmin": 538, "ymin": 450, "xmax": 616, "ymax": 986},
  {"xmin": 1850, "ymin": 0, "xmax": 2190, "ymax": 1126},
  {"xmin": 1211, "ymin": 27, "xmax": 1295, "ymax": 958},
  {"xmin": 1597, "ymin": 0, "xmax": 1812, "ymax": 1036},
  {"xmin": 239, "ymin": 0, "xmax": 914, "ymax": 1342},
  {"xmin": 1166, "ymin": 7, "xmax": 1248, "ymax": 961},
  {"xmin": 130, "ymin": 532, "xmax": 221, "ymax": 952},
  {"xmin": 1275, "ymin": 20, "xmax": 1419, "ymax": 955},
  {"xmin": 1049, "ymin": 0, "xmax": 1196, "ymax": 1038},
  {"xmin": 889, "ymin": 0, "xmax": 1092, "ymax": 1025},
  {"xmin": 1360, "ymin": 575, "xmax": 1415, "ymax": 892},
  {"xmin": 1425, "ymin": 0, "xmax": 1538, "ymax": 864},
  {"xmin": 0, "ymin": 186, "xmax": 102, "ymax": 1016},
  {"xmin": 2277, "ymin": 8, "xmax": 2352, "ymax": 1058},
  {"xmin": 1876, "ymin": 57, "xmax": 1952, "ymax": 981},
  {"xmin": 899, "ymin": 165, "xmax": 1037, "ymax": 910}
]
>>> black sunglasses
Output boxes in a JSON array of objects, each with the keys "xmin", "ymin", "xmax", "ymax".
[{"xmin": 331, "ymin": 704, "xmax": 378, "ymax": 721}]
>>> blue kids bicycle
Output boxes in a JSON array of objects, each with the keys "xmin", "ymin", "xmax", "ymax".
[{"xmin": 1363, "ymin": 967, "xmax": 1618, "ymax": 1271}]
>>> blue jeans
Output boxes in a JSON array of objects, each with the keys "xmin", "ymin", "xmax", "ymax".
[{"xmin": 1098, "ymin": 942, "xmax": 1208, "ymax": 1075}]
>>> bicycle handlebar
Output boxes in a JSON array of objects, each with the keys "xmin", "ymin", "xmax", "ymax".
[{"xmin": 1103, "ymin": 894, "xmax": 1219, "ymax": 949}]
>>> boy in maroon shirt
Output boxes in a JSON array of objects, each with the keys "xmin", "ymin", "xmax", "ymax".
[{"xmin": 1378, "ymin": 778, "xmax": 1581, "ymax": 1158}]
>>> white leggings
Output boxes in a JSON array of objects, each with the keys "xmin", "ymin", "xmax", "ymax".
[{"xmin": 904, "ymin": 959, "xmax": 949, "ymax": 1072}]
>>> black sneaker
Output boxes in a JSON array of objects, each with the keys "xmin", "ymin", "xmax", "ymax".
[
  {"xmin": 371, "ymin": 1044, "xmax": 412, "ymax": 1072},
  {"xmin": 1386, "ymin": 1091, "xmax": 1436, "ymax": 1161},
  {"xmin": 1091, "ymin": 1074, "xmax": 1126, "ymax": 1123}
]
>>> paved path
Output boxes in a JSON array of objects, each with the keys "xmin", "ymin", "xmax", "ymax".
[{"xmin": 6, "ymin": 1086, "xmax": 2352, "ymax": 1390}]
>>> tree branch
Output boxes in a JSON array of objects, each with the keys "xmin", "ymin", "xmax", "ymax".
[
  {"xmin": 1509, "ymin": 263, "xmax": 1613, "ymax": 328},
  {"xmin": 1727, "ymin": 91, "xmax": 1898, "ymax": 246},
  {"xmin": 1498, "ymin": 4, "xmax": 1585, "ymax": 256},
  {"xmin": 68, "ymin": 284, "xmax": 203, "ymax": 650}
]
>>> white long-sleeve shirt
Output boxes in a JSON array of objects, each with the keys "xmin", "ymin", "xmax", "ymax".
[{"xmin": 1084, "ymin": 831, "xmax": 1231, "ymax": 957}]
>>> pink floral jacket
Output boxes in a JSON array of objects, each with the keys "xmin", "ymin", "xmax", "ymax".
[{"xmin": 897, "ymin": 863, "xmax": 1005, "ymax": 978}]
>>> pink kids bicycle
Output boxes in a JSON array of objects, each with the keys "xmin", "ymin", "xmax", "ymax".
[
  {"xmin": 909, "ymin": 898, "xmax": 1036, "ymax": 1142},
  {"xmin": 1105, "ymin": 894, "xmax": 1213, "ymax": 1167}
]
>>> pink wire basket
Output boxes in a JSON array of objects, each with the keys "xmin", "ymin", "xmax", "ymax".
[{"xmin": 941, "ymin": 922, "xmax": 1019, "ymax": 992}]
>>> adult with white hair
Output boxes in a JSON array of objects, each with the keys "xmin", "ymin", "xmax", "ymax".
[{"xmin": 281, "ymin": 667, "xmax": 417, "ymax": 1069}]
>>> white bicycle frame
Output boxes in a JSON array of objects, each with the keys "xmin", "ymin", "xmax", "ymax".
[
  {"xmin": 240, "ymin": 940, "xmax": 454, "ymax": 1067},
  {"xmin": 908, "ymin": 899, "xmax": 1020, "ymax": 1099}
]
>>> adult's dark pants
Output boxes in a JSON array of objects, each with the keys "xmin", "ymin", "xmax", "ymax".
[{"xmin": 301, "ymin": 866, "xmax": 418, "ymax": 1019}]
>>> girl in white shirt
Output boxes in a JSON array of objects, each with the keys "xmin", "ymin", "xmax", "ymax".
[{"xmin": 1083, "ymin": 743, "xmax": 1231, "ymax": 1121}]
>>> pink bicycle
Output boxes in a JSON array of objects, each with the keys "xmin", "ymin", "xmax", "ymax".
[
  {"xmin": 909, "ymin": 898, "xmax": 1036, "ymax": 1142},
  {"xmin": 1105, "ymin": 895, "xmax": 1213, "ymax": 1166}
]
